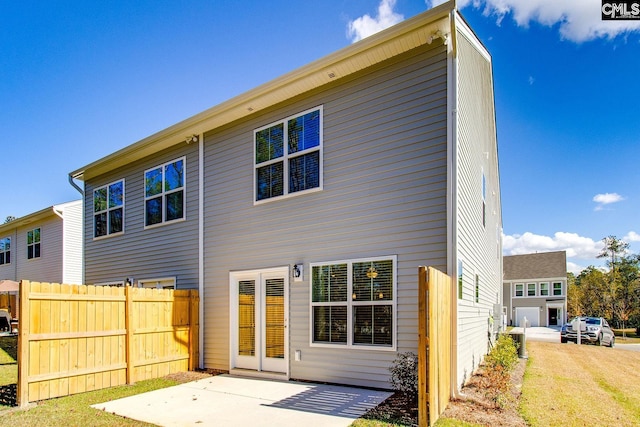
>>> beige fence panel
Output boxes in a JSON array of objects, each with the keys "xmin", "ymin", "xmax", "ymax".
[
  {"xmin": 17, "ymin": 281, "xmax": 199, "ymax": 406},
  {"xmin": 418, "ymin": 266, "xmax": 452, "ymax": 426}
]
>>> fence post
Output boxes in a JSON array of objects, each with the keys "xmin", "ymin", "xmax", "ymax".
[
  {"xmin": 418, "ymin": 266, "xmax": 429, "ymax": 426},
  {"xmin": 125, "ymin": 286, "xmax": 134, "ymax": 384},
  {"xmin": 188, "ymin": 290, "xmax": 198, "ymax": 371},
  {"xmin": 17, "ymin": 280, "xmax": 30, "ymax": 407}
]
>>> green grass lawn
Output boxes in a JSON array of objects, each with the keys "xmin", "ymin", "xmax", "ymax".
[{"xmin": 0, "ymin": 336, "xmax": 182, "ymax": 426}]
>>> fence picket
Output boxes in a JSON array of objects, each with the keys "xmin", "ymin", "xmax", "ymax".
[{"xmin": 16, "ymin": 282, "xmax": 199, "ymax": 406}]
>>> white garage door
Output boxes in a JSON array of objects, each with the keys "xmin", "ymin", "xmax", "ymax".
[{"xmin": 515, "ymin": 307, "xmax": 539, "ymax": 327}]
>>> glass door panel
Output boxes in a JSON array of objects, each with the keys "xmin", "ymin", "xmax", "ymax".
[
  {"xmin": 238, "ymin": 280, "xmax": 256, "ymax": 357},
  {"xmin": 264, "ymin": 278, "xmax": 285, "ymax": 359}
]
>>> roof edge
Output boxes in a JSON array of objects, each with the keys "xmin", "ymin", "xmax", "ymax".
[{"xmin": 70, "ymin": 1, "xmax": 455, "ymax": 181}]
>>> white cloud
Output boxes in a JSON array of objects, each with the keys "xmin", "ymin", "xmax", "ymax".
[
  {"xmin": 528, "ymin": 75, "xmax": 535, "ymax": 85},
  {"xmin": 503, "ymin": 231, "xmax": 603, "ymax": 260},
  {"xmin": 593, "ymin": 192, "xmax": 624, "ymax": 204},
  {"xmin": 347, "ymin": 0, "xmax": 404, "ymax": 43},
  {"xmin": 593, "ymin": 192, "xmax": 625, "ymax": 210},
  {"xmin": 566, "ymin": 261, "xmax": 586, "ymax": 275},
  {"xmin": 453, "ymin": 0, "xmax": 640, "ymax": 43},
  {"xmin": 624, "ymin": 231, "xmax": 640, "ymax": 242}
]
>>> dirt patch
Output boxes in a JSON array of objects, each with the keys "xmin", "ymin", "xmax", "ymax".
[
  {"xmin": 362, "ymin": 358, "xmax": 527, "ymax": 426},
  {"xmin": 164, "ymin": 370, "xmax": 216, "ymax": 384},
  {"xmin": 441, "ymin": 358, "xmax": 527, "ymax": 426}
]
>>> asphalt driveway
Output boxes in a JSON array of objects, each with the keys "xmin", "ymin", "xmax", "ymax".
[{"xmin": 92, "ymin": 374, "xmax": 392, "ymax": 427}]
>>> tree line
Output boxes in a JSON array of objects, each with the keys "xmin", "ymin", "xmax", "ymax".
[{"xmin": 568, "ymin": 236, "xmax": 640, "ymax": 333}]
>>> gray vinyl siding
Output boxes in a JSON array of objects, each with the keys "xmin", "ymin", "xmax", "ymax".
[
  {"xmin": 505, "ymin": 278, "xmax": 567, "ymax": 326},
  {"xmin": 61, "ymin": 201, "xmax": 83, "ymax": 284},
  {"xmin": 0, "ymin": 229, "xmax": 17, "ymax": 281},
  {"xmin": 454, "ymin": 30, "xmax": 502, "ymax": 387},
  {"xmin": 16, "ymin": 216, "xmax": 64, "ymax": 283},
  {"xmin": 83, "ymin": 142, "xmax": 200, "ymax": 288},
  {"xmin": 203, "ymin": 42, "xmax": 448, "ymax": 389}
]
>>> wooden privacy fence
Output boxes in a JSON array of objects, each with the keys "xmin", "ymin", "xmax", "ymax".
[
  {"xmin": 418, "ymin": 266, "xmax": 452, "ymax": 426},
  {"xmin": 17, "ymin": 281, "xmax": 199, "ymax": 406}
]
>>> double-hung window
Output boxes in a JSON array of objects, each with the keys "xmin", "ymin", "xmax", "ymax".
[
  {"xmin": 94, "ymin": 180, "xmax": 124, "ymax": 238},
  {"xmin": 254, "ymin": 107, "xmax": 322, "ymax": 202},
  {"xmin": 553, "ymin": 282, "xmax": 562, "ymax": 296},
  {"xmin": 27, "ymin": 228, "xmax": 40, "ymax": 259},
  {"xmin": 0, "ymin": 238, "xmax": 9, "ymax": 265},
  {"xmin": 145, "ymin": 157, "xmax": 185, "ymax": 227},
  {"xmin": 311, "ymin": 256, "xmax": 395, "ymax": 349},
  {"xmin": 515, "ymin": 283, "xmax": 524, "ymax": 297},
  {"xmin": 527, "ymin": 283, "xmax": 536, "ymax": 296},
  {"xmin": 540, "ymin": 282, "xmax": 549, "ymax": 296}
]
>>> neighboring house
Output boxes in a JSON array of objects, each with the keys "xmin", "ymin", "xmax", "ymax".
[
  {"xmin": 69, "ymin": 2, "xmax": 502, "ymax": 391},
  {"xmin": 0, "ymin": 200, "xmax": 83, "ymax": 286},
  {"xmin": 502, "ymin": 251, "xmax": 567, "ymax": 328}
]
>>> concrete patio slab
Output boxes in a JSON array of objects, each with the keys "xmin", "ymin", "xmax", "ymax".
[{"xmin": 92, "ymin": 374, "xmax": 392, "ymax": 427}]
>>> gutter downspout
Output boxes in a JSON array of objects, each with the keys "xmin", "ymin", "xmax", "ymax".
[
  {"xmin": 448, "ymin": 8, "xmax": 463, "ymax": 400},
  {"xmin": 68, "ymin": 173, "xmax": 85, "ymax": 284},
  {"xmin": 68, "ymin": 174, "xmax": 83, "ymax": 195},
  {"xmin": 198, "ymin": 133, "xmax": 204, "ymax": 369}
]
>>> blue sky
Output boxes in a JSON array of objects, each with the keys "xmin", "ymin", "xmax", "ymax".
[{"xmin": 1, "ymin": 0, "xmax": 639, "ymax": 273}]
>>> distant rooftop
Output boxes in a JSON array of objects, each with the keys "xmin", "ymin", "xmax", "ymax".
[{"xmin": 503, "ymin": 251, "xmax": 567, "ymax": 280}]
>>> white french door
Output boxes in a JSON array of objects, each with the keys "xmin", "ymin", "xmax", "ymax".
[{"xmin": 230, "ymin": 267, "xmax": 288, "ymax": 374}]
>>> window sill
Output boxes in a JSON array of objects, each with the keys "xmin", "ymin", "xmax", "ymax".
[
  {"xmin": 143, "ymin": 217, "xmax": 186, "ymax": 231},
  {"xmin": 310, "ymin": 342, "xmax": 396, "ymax": 352}
]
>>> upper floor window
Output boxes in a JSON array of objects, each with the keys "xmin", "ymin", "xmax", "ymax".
[
  {"xmin": 475, "ymin": 274, "xmax": 480, "ymax": 303},
  {"xmin": 553, "ymin": 282, "xmax": 562, "ymax": 296},
  {"xmin": 481, "ymin": 171, "xmax": 486, "ymax": 227},
  {"xmin": 254, "ymin": 107, "xmax": 322, "ymax": 202},
  {"xmin": 0, "ymin": 237, "xmax": 10, "ymax": 265},
  {"xmin": 145, "ymin": 158, "xmax": 185, "ymax": 227},
  {"xmin": 94, "ymin": 180, "xmax": 124, "ymax": 238},
  {"xmin": 515, "ymin": 283, "xmax": 523, "ymax": 297},
  {"xmin": 457, "ymin": 259, "xmax": 463, "ymax": 299},
  {"xmin": 540, "ymin": 282, "xmax": 549, "ymax": 296},
  {"xmin": 527, "ymin": 283, "xmax": 536, "ymax": 296},
  {"xmin": 311, "ymin": 256, "xmax": 395, "ymax": 350},
  {"xmin": 27, "ymin": 228, "xmax": 40, "ymax": 259}
]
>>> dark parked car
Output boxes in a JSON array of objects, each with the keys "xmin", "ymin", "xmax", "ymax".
[{"xmin": 560, "ymin": 316, "xmax": 615, "ymax": 347}]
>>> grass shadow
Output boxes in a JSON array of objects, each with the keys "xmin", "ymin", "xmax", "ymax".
[
  {"xmin": 0, "ymin": 384, "xmax": 16, "ymax": 407},
  {"xmin": 0, "ymin": 336, "xmax": 17, "ymax": 361}
]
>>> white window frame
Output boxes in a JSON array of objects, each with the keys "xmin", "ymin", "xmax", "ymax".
[
  {"xmin": 27, "ymin": 228, "xmax": 41, "ymax": 260},
  {"xmin": 540, "ymin": 282, "xmax": 549, "ymax": 296},
  {"xmin": 144, "ymin": 157, "xmax": 186, "ymax": 229},
  {"xmin": 138, "ymin": 277, "xmax": 176, "ymax": 289},
  {"xmin": 253, "ymin": 106, "xmax": 323, "ymax": 204},
  {"xmin": 309, "ymin": 255, "xmax": 397, "ymax": 351},
  {"xmin": 481, "ymin": 169, "xmax": 486, "ymax": 228},
  {"xmin": 94, "ymin": 281, "xmax": 126, "ymax": 287},
  {"xmin": 93, "ymin": 179, "xmax": 125, "ymax": 239},
  {"xmin": 527, "ymin": 283, "xmax": 536, "ymax": 297},
  {"xmin": 457, "ymin": 259, "xmax": 463, "ymax": 300},
  {"xmin": 553, "ymin": 282, "xmax": 563, "ymax": 296},
  {"xmin": 514, "ymin": 283, "xmax": 524, "ymax": 297},
  {"xmin": 0, "ymin": 237, "xmax": 10, "ymax": 265}
]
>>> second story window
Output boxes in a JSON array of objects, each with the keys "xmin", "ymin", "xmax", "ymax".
[
  {"xmin": 254, "ymin": 107, "xmax": 322, "ymax": 202},
  {"xmin": 515, "ymin": 283, "xmax": 523, "ymax": 297},
  {"xmin": 94, "ymin": 180, "xmax": 124, "ymax": 238},
  {"xmin": 0, "ymin": 237, "xmax": 10, "ymax": 265},
  {"xmin": 145, "ymin": 158, "xmax": 185, "ymax": 227},
  {"xmin": 540, "ymin": 282, "xmax": 549, "ymax": 296},
  {"xmin": 553, "ymin": 282, "xmax": 563, "ymax": 296},
  {"xmin": 27, "ymin": 228, "xmax": 40, "ymax": 259},
  {"xmin": 527, "ymin": 283, "xmax": 536, "ymax": 296}
]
